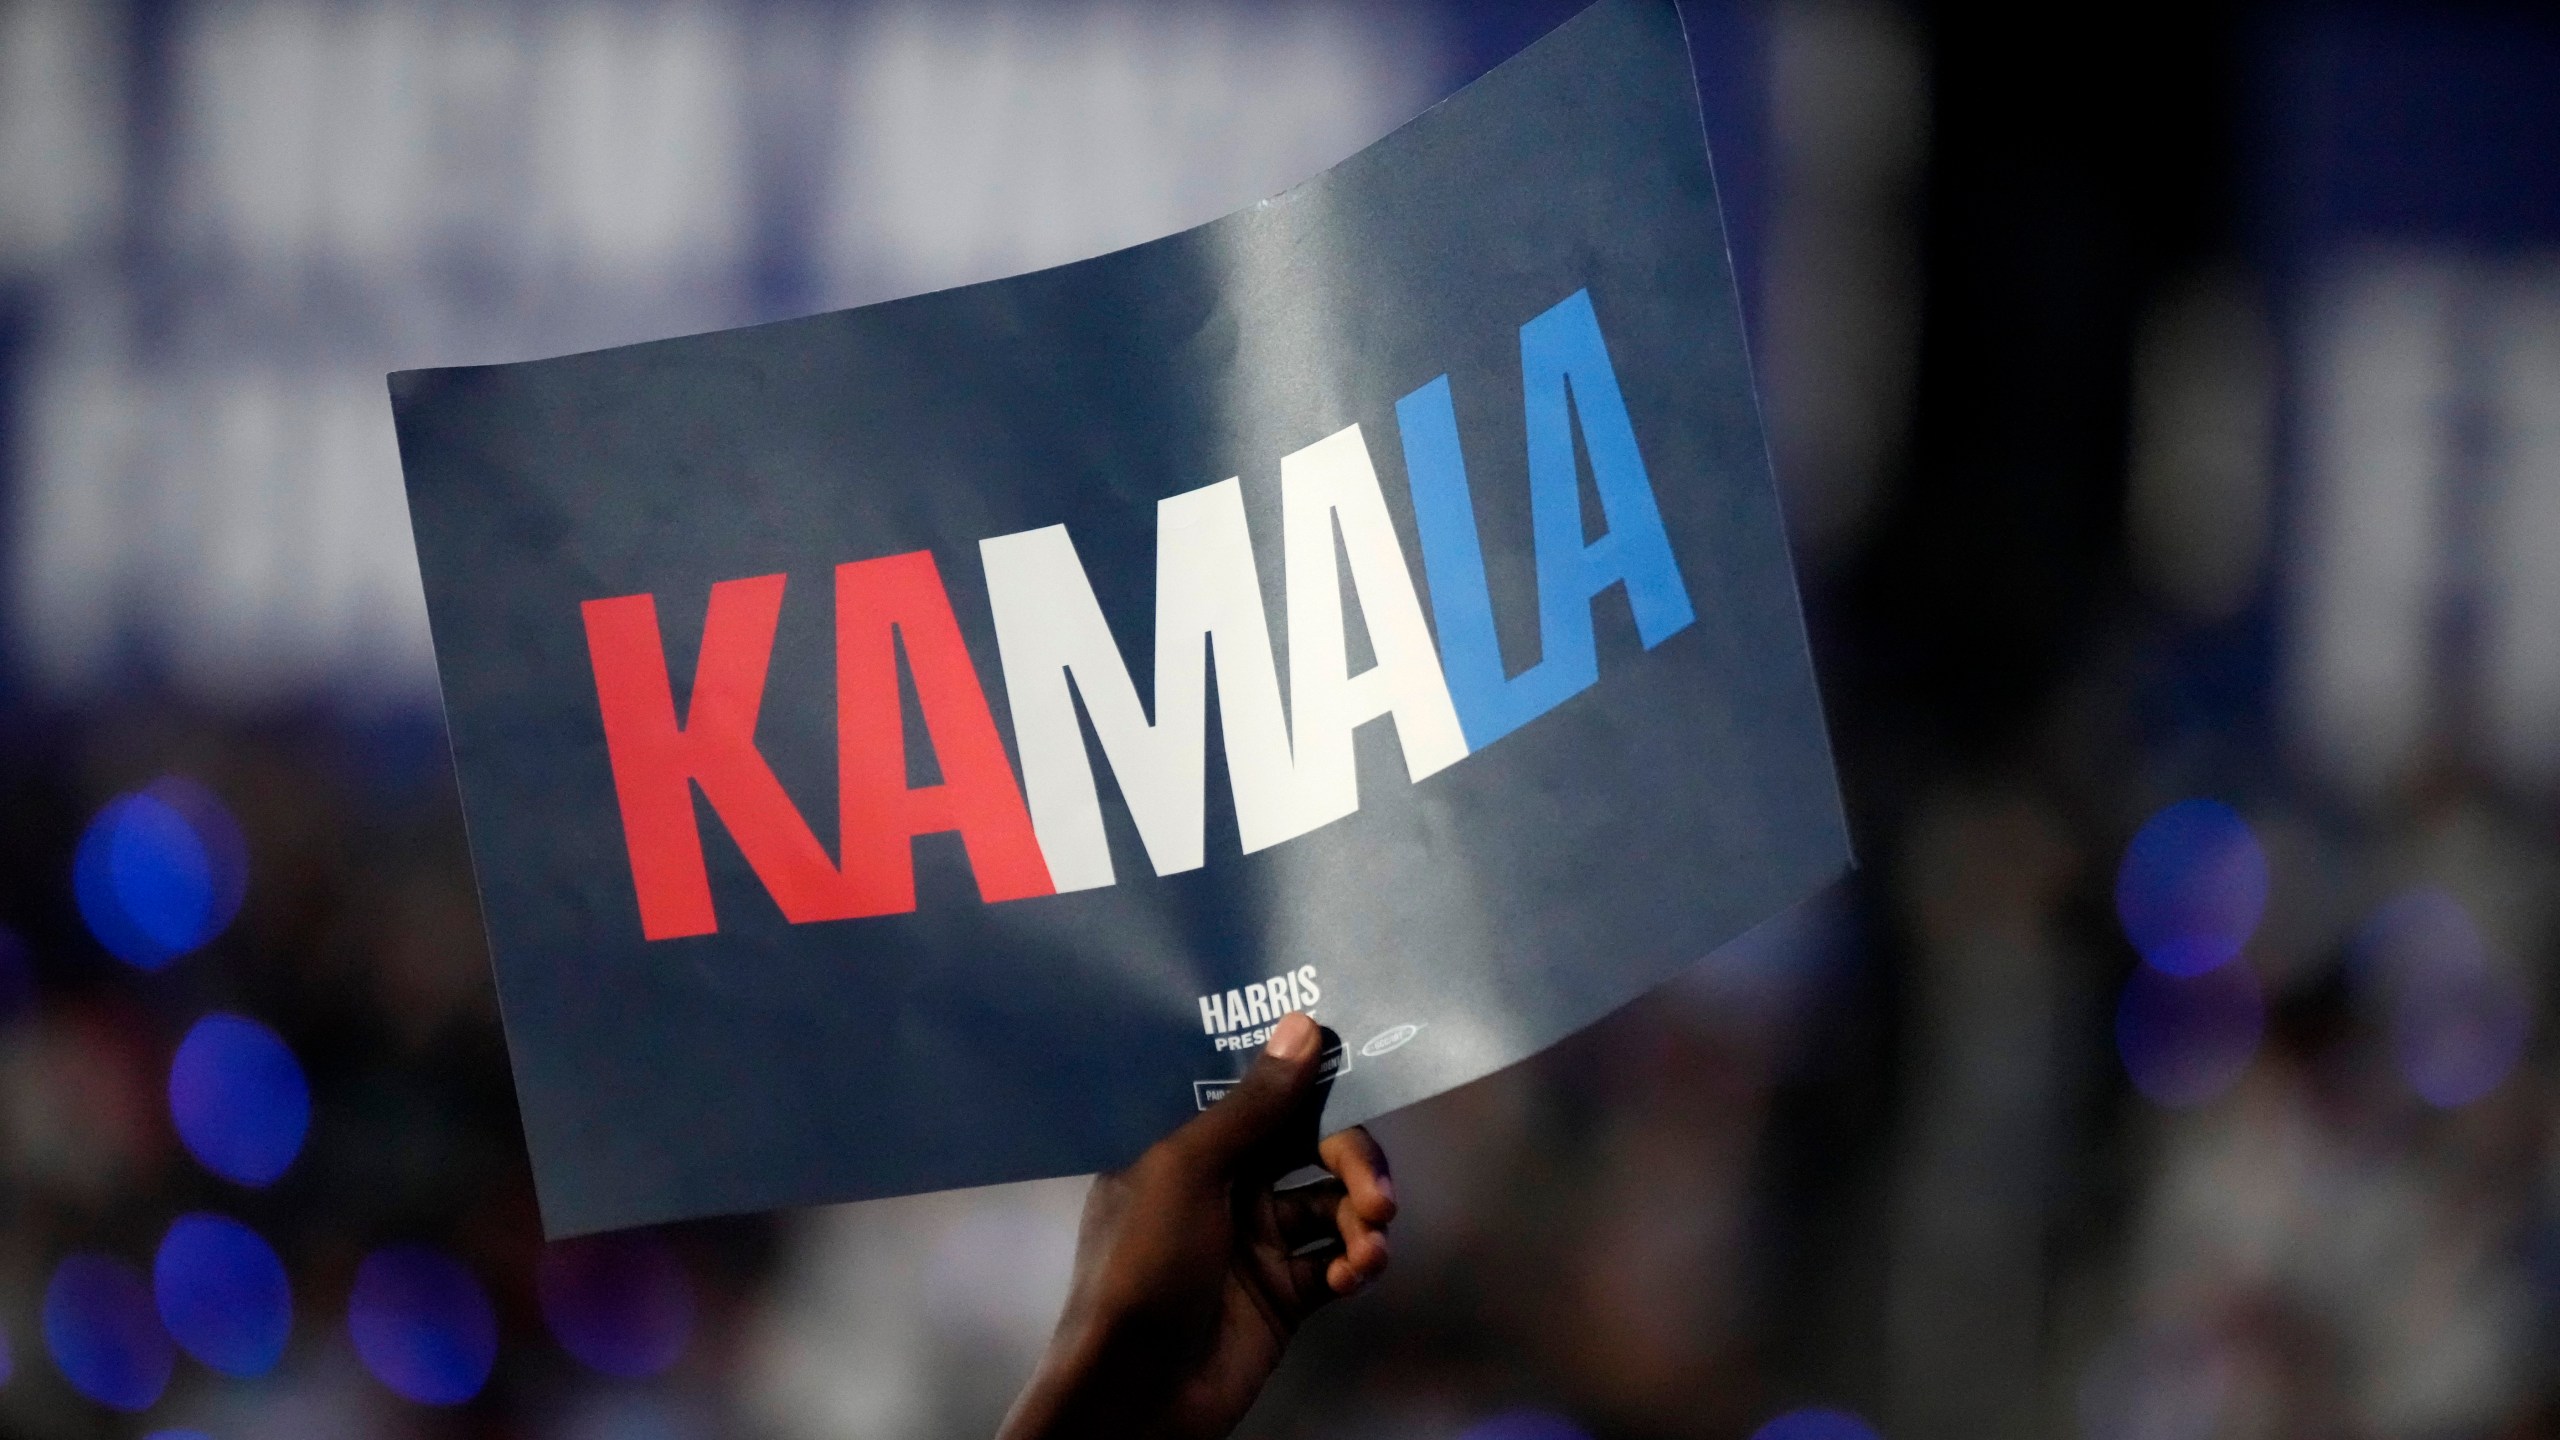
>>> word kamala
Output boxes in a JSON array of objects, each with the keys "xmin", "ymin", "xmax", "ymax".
[{"xmin": 581, "ymin": 290, "xmax": 1696, "ymax": 940}]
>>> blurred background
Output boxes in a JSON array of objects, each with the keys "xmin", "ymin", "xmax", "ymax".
[{"xmin": 3, "ymin": 0, "xmax": 2559, "ymax": 1436}]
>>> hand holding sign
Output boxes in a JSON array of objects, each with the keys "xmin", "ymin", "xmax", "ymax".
[{"xmin": 1000, "ymin": 1013, "xmax": 1395, "ymax": 1440}]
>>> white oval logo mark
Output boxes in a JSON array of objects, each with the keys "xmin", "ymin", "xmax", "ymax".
[{"xmin": 1360, "ymin": 1023, "xmax": 1423, "ymax": 1058}]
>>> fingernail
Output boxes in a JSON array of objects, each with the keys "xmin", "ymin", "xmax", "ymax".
[
  {"xmin": 1268, "ymin": 1012, "xmax": 1316, "ymax": 1060},
  {"xmin": 1375, "ymin": 1174, "xmax": 1398, "ymax": 1208}
]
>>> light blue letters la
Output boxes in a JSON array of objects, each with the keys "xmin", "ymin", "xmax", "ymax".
[{"xmin": 1396, "ymin": 288, "xmax": 1696, "ymax": 749}]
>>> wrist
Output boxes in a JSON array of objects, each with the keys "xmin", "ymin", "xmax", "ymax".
[{"xmin": 995, "ymin": 1307, "xmax": 1128, "ymax": 1440}]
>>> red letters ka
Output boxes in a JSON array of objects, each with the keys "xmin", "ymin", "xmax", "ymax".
[{"xmin": 581, "ymin": 552, "xmax": 1053, "ymax": 941}]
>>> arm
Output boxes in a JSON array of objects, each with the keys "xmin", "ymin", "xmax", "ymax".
[{"xmin": 997, "ymin": 1012, "xmax": 1398, "ymax": 1440}]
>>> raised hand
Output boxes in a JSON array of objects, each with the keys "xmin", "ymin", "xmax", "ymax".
[{"xmin": 996, "ymin": 1012, "xmax": 1397, "ymax": 1440}]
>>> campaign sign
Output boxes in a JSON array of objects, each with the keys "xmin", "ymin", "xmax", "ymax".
[{"xmin": 391, "ymin": 0, "xmax": 1848, "ymax": 1236}]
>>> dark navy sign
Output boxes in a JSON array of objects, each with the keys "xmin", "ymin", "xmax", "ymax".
[{"xmin": 390, "ymin": 0, "xmax": 1848, "ymax": 1236}]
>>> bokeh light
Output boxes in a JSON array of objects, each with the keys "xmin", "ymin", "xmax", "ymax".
[
  {"xmin": 73, "ymin": 778, "xmax": 248, "ymax": 972},
  {"xmin": 538, "ymin": 1231, "xmax": 696, "ymax": 1379},
  {"xmin": 348, "ymin": 1246, "xmax": 498, "ymax": 1406},
  {"xmin": 1749, "ymin": 1406, "xmax": 1885, "ymax": 1440},
  {"xmin": 144, "ymin": 1432, "xmax": 215, "ymax": 1440},
  {"xmin": 2117, "ymin": 962, "xmax": 2264, "ymax": 1107},
  {"xmin": 155, "ymin": 1214, "xmax": 292, "ymax": 1377},
  {"xmin": 43, "ymin": 1254, "xmax": 174, "ymax": 1412},
  {"xmin": 0, "ymin": 1320, "xmax": 13, "ymax": 1386},
  {"xmin": 1454, "ymin": 1411, "xmax": 1597, "ymax": 1440},
  {"xmin": 2356, "ymin": 888, "xmax": 2532, "ymax": 1108},
  {"xmin": 2114, "ymin": 799, "xmax": 2268, "ymax": 976},
  {"xmin": 169, "ymin": 1012, "xmax": 311, "ymax": 1187}
]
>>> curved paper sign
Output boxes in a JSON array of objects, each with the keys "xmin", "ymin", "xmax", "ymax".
[{"xmin": 391, "ymin": 0, "xmax": 1849, "ymax": 1236}]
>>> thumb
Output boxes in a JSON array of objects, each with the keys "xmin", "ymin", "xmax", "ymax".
[{"xmin": 1171, "ymin": 1012, "xmax": 1326, "ymax": 1177}]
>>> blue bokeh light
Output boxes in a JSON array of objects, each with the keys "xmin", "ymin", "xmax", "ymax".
[
  {"xmin": 144, "ymin": 1431, "xmax": 216, "ymax": 1440},
  {"xmin": 2357, "ymin": 889, "xmax": 2532, "ymax": 1108},
  {"xmin": 73, "ymin": 779, "xmax": 247, "ymax": 972},
  {"xmin": 538, "ymin": 1232, "xmax": 695, "ymax": 1379},
  {"xmin": 1454, "ymin": 1411, "xmax": 1596, "ymax": 1440},
  {"xmin": 1750, "ymin": 1406, "xmax": 1885, "ymax": 1440},
  {"xmin": 169, "ymin": 1013, "xmax": 311, "ymax": 1187},
  {"xmin": 2115, "ymin": 800, "xmax": 2269, "ymax": 976},
  {"xmin": 0, "ymin": 1320, "xmax": 13, "ymax": 1386},
  {"xmin": 2117, "ymin": 962, "xmax": 2264, "ymax": 1108},
  {"xmin": 155, "ymin": 1214, "xmax": 292, "ymax": 1377},
  {"xmin": 43, "ymin": 1254, "xmax": 173, "ymax": 1412},
  {"xmin": 348, "ymin": 1246, "xmax": 498, "ymax": 1406}
]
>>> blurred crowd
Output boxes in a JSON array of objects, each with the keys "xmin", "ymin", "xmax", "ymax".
[{"xmin": 4, "ymin": 1, "xmax": 2560, "ymax": 1438}]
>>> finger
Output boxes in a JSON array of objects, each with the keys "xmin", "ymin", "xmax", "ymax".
[
  {"xmin": 1271, "ymin": 1202, "xmax": 1387, "ymax": 1313},
  {"xmin": 1269, "ymin": 1175, "xmax": 1348, "ymax": 1250},
  {"xmin": 1316, "ymin": 1126, "xmax": 1397, "ymax": 1228},
  {"xmin": 1273, "ymin": 1221, "xmax": 1381, "ymax": 1311},
  {"xmin": 1286, "ymin": 1231, "xmax": 1344, "ymax": 1261},
  {"xmin": 1281, "ymin": 1244, "xmax": 1342, "ymax": 1315},
  {"xmin": 1326, "ymin": 1192, "xmax": 1390, "ymax": 1291},
  {"xmin": 1325, "ymin": 1227, "xmax": 1390, "ymax": 1296},
  {"xmin": 1264, "ymin": 1173, "xmax": 1389, "ymax": 1296},
  {"xmin": 1165, "ymin": 1012, "xmax": 1324, "ymax": 1177}
]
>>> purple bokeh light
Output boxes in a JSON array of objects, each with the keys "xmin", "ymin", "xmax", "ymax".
[
  {"xmin": 169, "ymin": 1013, "xmax": 311, "ymax": 1187},
  {"xmin": 2356, "ymin": 889, "xmax": 2532, "ymax": 1108},
  {"xmin": 155, "ymin": 1214, "xmax": 292, "ymax": 1377},
  {"xmin": 348, "ymin": 1246, "xmax": 498, "ymax": 1406},
  {"xmin": 2115, "ymin": 800, "xmax": 2268, "ymax": 977},
  {"xmin": 72, "ymin": 778, "xmax": 247, "ymax": 972},
  {"xmin": 2117, "ymin": 962, "xmax": 2264, "ymax": 1107},
  {"xmin": 43, "ymin": 1254, "xmax": 174, "ymax": 1412},
  {"xmin": 538, "ymin": 1231, "xmax": 695, "ymax": 1379},
  {"xmin": 1750, "ymin": 1406, "xmax": 1885, "ymax": 1440}
]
